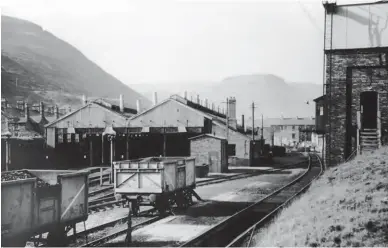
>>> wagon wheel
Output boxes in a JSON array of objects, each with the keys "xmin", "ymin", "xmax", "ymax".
[
  {"xmin": 174, "ymin": 192, "xmax": 183, "ymax": 209},
  {"xmin": 184, "ymin": 190, "xmax": 193, "ymax": 206},
  {"xmin": 47, "ymin": 226, "xmax": 69, "ymax": 247}
]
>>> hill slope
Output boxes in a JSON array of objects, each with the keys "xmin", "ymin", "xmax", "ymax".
[
  {"xmin": 133, "ymin": 74, "xmax": 322, "ymax": 119},
  {"xmin": 252, "ymin": 147, "xmax": 388, "ymax": 247},
  {"xmin": 1, "ymin": 15, "xmax": 151, "ymax": 109}
]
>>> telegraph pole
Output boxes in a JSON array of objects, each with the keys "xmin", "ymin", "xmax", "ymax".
[
  {"xmin": 261, "ymin": 114, "xmax": 264, "ymax": 140},
  {"xmin": 226, "ymin": 98, "xmax": 229, "ymax": 142},
  {"xmin": 251, "ymin": 102, "xmax": 255, "ymax": 141}
]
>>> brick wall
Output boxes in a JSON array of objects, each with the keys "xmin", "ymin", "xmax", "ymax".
[
  {"xmin": 190, "ymin": 137, "xmax": 225, "ymax": 173},
  {"xmin": 325, "ymin": 49, "xmax": 388, "ymax": 166}
]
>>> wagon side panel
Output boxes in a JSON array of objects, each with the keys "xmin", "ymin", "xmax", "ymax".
[
  {"xmin": 58, "ymin": 173, "xmax": 89, "ymax": 224},
  {"xmin": 115, "ymin": 168, "xmax": 163, "ymax": 194},
  {"xmin": 184, "ymin": 158, "xmax": 196, "ymax": 187},
  {"xmin": 1, "ymin": 179, "xmax": 35, "ymax": 240},
  {"xmin": 177, "ymin": 165, "xmax": 186, "ymax": 190},
  {"xmin": 162, "ymin": 162, "xmax": 177, "ymax": 192}
]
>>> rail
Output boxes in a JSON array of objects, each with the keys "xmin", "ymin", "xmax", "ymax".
[
  {"xmin": 227, "ymin": 154, "xmax": 323, "ymax": 247},
  {"xmin": 180, "ymin": 154, "xmax": 322, "ymax": 247}
]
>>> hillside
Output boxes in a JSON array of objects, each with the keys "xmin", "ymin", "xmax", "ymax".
[
  {"xmin": 251, "ymin": 147, "xmax": 388, "ymax": 247},
  {"xmin": 1, "ymin": 15, "xmax": 151, "ymax": 109},
  {"xmin": 132, "ymin": 74, "xmax": 322, "ymax": 119}
]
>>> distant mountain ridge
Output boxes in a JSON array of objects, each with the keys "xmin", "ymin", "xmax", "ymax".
[
  {"xmin": 1, "ymin": 15, "xmax": 151, "ymax": 109},
  {"xmin": 133, "ymin": 74, "xmax": 322, "ymax": 119}
]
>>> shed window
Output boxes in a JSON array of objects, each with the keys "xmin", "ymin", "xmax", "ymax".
[
  {"xmin": 320, "ymin": 107, "xmax": 324, "ymax": 116},
  {"xmin": 58, "ymin": 135, "xmax": 63, "ymax": 143},
  {"xmin": 67, "ymin": 134, "xmax": 72, "ymax": 143},
  {"xmin": 75, "ymin": 134, "xmax": 80, "ymax": 143},
  {"xmin": 292, "ymin": 133, "xmax": 296, "ymax": 139}
]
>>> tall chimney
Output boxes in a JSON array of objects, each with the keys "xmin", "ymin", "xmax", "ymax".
[
  {"xmin": 212, "ymin": 103, "xmax": 215, "ymax": 111},
  {"xmin": 242, "ymin": 114, "xmax": 245, "ymax": 132},
  {"xmin": 120, "ymin": 94, "xmax": 124, "ymax": 112},
  {"xmin": 40, "ymin": 101, "xmax": 45, "ymax": 119},
  {"xmin": 184, "ymin": 91, "xmax": 188, "ymax": 99},
  {"xmin": 82, "ymin": 94, "xmax": 87, "ymax": 105},
  {"xmin": 218, "ymin": 106, "xmax": 220, "ymax": 113},
  {"xmin": 227, "ymin": 97, "xmax": 237, "ymax": 129},
  {"xmin": 136, "ymin": 99, "xmax": 141, "ymax": 113},
  {"xmin": 54, "ymin": 105, "xmax": 59, "ymax": 119},
  {"xmin": 153, "ymin": 92, "xmax": 158, "ymax": 106},
  {"xmin": 197, "ymin": 95, "xmax": 200, "ymax": 104},
  {"xmin": 205, "ymin": 99, "xmax": 208, "ymax": 108},
  {"xmin": 25, "ymin": 102, "xmax": 30, "ymax": 120}
]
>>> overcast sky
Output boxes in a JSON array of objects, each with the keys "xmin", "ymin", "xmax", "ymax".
[{"xmin": 0, "ymin": 0, "xmax": 377, "ymax": 86}]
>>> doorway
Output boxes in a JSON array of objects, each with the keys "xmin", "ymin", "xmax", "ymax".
[{"xmin": 360, "ymin": 91, "xmax": 378, "ymax": 129}]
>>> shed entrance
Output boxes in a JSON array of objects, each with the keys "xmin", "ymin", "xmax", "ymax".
[{"xmin": 360, "ymin": 91, "xmax": 378, "ymax": 129}]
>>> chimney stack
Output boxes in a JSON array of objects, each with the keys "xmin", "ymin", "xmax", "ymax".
[
  {"xmin": 40, "ymin": 101, "xmax": 45, "ymax": 119},
  {"xmin": 153, "ymin": 92, "xmax": 158, "ymax": 106},
  {"xmin": 218, "ymin": 106, "xmax": 220, "ymax": 113},
  {"xmin": 205, "ymin": 99, "xmax": 208, "ymax": 108},
  {"xmin": 24, "ymin": 102, "xmax": 30, "ymax": 120},
  {"xmin": 82, "ymin": 94, "xmax": 87, "ymax": 105},
  {"xmin": 197, "ymin": 95, "xmax": 200, "ymax": 104},
  {"xmin": 120, "ymin": 94, "xmax": 124, "ymax": 112},
  {"xmin": 212, "ymin": 103, "xmax": 215, "ymax": 111},
  {"xmin": 184, "ymin": 91, "xmax": 188, "ymax": 99},
  {"xmin": 227, "ymin": 97, "xmax": 237, "ymax": 129},
  {"xmin": 136, "ymin": 99, "xmax": 141, "ymax": 113},
  {"xmin": 54, "ymin": 105, "xmax": 59, "ymax": 119}
]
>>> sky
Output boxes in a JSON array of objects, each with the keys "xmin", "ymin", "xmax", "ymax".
[{"xmin": 0, "ymin": 0, "xmax": 379, "ymax": 86}]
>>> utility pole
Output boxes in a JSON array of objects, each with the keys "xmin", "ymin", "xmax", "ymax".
[
  {"xmin": 251, "ymin": 102, "xmax": 255, "ymax": 141},
  {"xmin": 261, "ymin": 114, "xmax": 264, "ymax": 140},
  {"xmin": 226, "ymin": 98, "xmax": 229, "ymax": 142}
]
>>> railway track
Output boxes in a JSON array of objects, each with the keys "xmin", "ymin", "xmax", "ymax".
[
  {"xmin": 179, "ymin": 154, "xmax": 323, "ymax": 247},
  {"xmin": 86, "ymin": 157, "xmax": 310, "ymax": 214},
  {"xmin": 66, "ymin": 208, "xmax": 158, "ymax": 247}
]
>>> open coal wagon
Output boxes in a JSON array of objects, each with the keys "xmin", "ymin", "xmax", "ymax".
[
  {"xmin": 113, "ymin": 157, "xmax": 198, "ymax": 215},
  {"xmin": 1, "ymin": 169, "xmax": 89, "ymax": 247}
]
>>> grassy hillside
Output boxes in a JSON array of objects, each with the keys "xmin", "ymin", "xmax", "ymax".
[
  {"xmin": 1, "ymin": 15, "xmax": 151, "ymax": 109},
  {"xmin": 251, "ymin": 147, "xmax": 388, "ymax": 247}
]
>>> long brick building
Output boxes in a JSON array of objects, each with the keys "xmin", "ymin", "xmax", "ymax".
[{"xmin": 322, "ymin": 1, "xmax": 388, "ymax": 167}]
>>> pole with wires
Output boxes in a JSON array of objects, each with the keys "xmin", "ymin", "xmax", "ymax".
[{"xmin": 251, "ymin": 102, "xmax": 255, "ymax": 141}]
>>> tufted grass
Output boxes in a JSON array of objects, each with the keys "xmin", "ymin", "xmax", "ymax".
[{"xmin": 251, "ymin": 146, "xmax": 388, "ymax": 247}]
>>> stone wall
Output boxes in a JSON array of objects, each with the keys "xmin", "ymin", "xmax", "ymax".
[{"xmin": 325, "ymin": 49, "xmax": 388, "ymax": 166}]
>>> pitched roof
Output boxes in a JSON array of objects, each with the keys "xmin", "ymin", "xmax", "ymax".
[
  {"xmin": 131, "ymin": 94, "xmax": 251, "ymax": 138},
  {"xmin": 189, "ymin": 133, "xmax": 227, "ymax": 141},
  {"xmin": 45, "ymin": 99, "xmax": 133, "ymax": 128},
  {"xmin": 267, "ymin": 117, "xmax": 315, "ymax": 126},
  {"xmin": 313, "ymin": 95, "xmax": 326, "ymax": 102}
]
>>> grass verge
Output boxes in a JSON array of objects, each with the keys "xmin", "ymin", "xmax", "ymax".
[{"xmin": 251, "ymin": 146, "xmax": 388, "ymax": 247}]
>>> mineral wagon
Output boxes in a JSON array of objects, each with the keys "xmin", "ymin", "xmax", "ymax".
[
  {"xmin": 113, "ymin": 157, "xmax": 197, "ymax": 214},
  {"xmin": 1, "ymin": 169, "xmax": 89, "ymax": 247}
]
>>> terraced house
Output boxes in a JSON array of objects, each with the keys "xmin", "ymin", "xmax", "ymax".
[{"xmin": 322, "ymin": 1, "xmax": 388, "ymax": 167}]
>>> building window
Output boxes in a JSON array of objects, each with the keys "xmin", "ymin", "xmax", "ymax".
[
  {"xmin": 58, "ymin": 135, "xmax": 63, "ymax": 143},
  {"xmin": 292, "ymin": 133, "xmax": 296, "ymax": 139},
  {"xmin": 320, "ymin": 107, "xmax": 324, "ymax": 116},
  {"xmin": 292, "ymin": 125, "xmax": 295, "ymax": 130},
  {"xmin": 75, "ymin": 134, "xmax": 80, "ymax": 143},
  {"xmin": 228, "ymin": 144, "xmax": 236, "ymax": 156}
]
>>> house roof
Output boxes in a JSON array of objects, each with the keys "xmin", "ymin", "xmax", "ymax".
[
  {"xmin": 313, "ymin": 95, "xmax": 326, "ymax": 102},
  {"xmin": 267, "ymin": 117, "xmax": 315, "ymax": 126},
  {"xmin": 45, "ymin": 99, "xmax": 133, "ymax": 128},
  {"xmin": 189, "ymin": 133, "xmax": 227, "ymax": 141}
]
